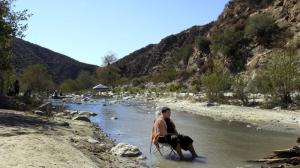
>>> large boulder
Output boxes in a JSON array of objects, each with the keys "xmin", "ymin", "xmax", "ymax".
[
  {"xmin": 72, "ymin": 115, "xmax": 90, "ymax": 122},
  {"xmin": 110, "ymin": 143, "xmax": 142, "ymax": 157},
  {"xmin": 79, "ymin": 111, "xmax": 97, "ymax": 117}
]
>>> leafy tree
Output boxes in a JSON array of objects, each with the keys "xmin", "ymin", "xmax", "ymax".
[
  {"xmin": 253, "ymin": 49, "xmax": 300, "ymax": 107},
  {"xmin": 60, "ymin": 79, "xmax": 80, "ymax": 92},
  {"xmin": 60, "ymin": 71, "xmax": 96, "ymax": 92},
  {"xmin": 0, "ymin": 0, "xmax": 31, "ymax": 93},
  {"xmin": 75, "ymin": 70, "xmax": 96, "ymax": 90},
  {"xmin": 211, "ymin": 27, "xmax": 243, "ymax": 57},
  {"xmin": 202, "ymin": 59, "xmax": 232, "ymax": 102},
  {"xmin": 96, "ymin": 65, "xmax": 120, "ymax": 87},
  {"xmin": 21, "ymin": 64, "xmax": 54, "ymax": 92},
  {"xmin": 245, "ymin": 13, "xmax": 279, "ymax": 47}
]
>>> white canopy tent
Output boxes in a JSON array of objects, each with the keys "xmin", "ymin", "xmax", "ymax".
[{"xmin": 92, "ymin": 84, "xmax": 109, "ymax": 90}]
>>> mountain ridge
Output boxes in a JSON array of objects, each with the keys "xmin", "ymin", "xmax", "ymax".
[
  {"xmin": 113, "ymin": 0, "xmax": 299, "ymax": 84},
  {"xmin": 12, "ymin": 38, "xmax": 97, "ymax": 83}
]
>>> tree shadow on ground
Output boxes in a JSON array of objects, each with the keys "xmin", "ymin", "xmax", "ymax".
[{"xmin": 0, "ymin": 112, "xmax": 54, "ymax": 128}]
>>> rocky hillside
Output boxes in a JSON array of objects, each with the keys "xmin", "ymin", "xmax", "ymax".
[
  {"xmin": 114, "ymin": 0, "xmax": 300, "ymax": 83},
  {"xmin": 13, "ymin": 38, "xmax": 97, "ymax": 83}
]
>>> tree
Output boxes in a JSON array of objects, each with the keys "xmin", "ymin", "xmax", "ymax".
[
  {"xmin": 96, "ymin": 65, "xmax": 120, "ymax": 87},
  {"xmin": 202, "ymin": 59, "xmax": 232, "ymax": 102},
  {"xmin": 60, "ymin": 79, "xmax": 80, "ymax": 92},
  {"xmin": 75, "ymin": 70, "xmax": 96, "ymax": 90},
  {"xmin": 0, "ymin": 0, "xmax": 31, "ymax": 93},
  {"xmin": 253, "ymin": 49, "xmax": 300, "ymax": 107},
  {"xmin": 101, "ymin": 52, "xmax": 117, "ymax": 66},
  {"xmin": 21, "ymin": 64, "xmax": 54, "ymax": 92}
]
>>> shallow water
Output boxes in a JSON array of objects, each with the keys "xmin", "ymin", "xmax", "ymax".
[{"xmin": 65, "ymin": 99, "xmax": 298, "ymax": 168}]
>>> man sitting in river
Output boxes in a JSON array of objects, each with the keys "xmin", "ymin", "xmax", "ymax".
[{"xmin": 151, "ymin": 107, "xmax": 198, "ymax": 160}]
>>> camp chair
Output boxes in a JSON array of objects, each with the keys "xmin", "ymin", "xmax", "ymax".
[{"xmin": 150, "ymin": 140, "xmax": 177, "ymax": 157}]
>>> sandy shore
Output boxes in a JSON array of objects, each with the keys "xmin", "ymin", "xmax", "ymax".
[
  {"xmin": 153, "ymin": 97, "xmax": 300, "ymax": 133},
  {"xmin": 0, "ymin": 109, "xmax": 145, "ymax": 168}
]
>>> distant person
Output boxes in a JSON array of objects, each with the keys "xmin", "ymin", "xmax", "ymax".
[
  {"xmin": 151, "ymin": 107, "xmax": 198, "ymax": 160},
  {"xmin": 52, "ymin": 89, "xmax": 58, "ymax": 99},
  {"xmin": 14, "ymin": 80, "xmax": 20, "ymax": 96},
  {"xmin": 59, "ymin": 90, "xmax": 63, "ymax": 97}
]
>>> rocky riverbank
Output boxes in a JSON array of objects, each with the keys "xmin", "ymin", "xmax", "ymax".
[
  {"xmin": 0, "ymin": 108, "xmax": 147, "ymax": 168},
  {"xmin": 97, "ymin": 91, "xmax": 300, "ymax": 133}
]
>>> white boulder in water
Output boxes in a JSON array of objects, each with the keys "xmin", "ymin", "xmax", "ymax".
[{"xmin": 110, "ymin": 143, "xmax": 142, "ymax": 157}]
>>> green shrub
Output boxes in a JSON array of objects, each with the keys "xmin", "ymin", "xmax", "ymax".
[
  {"xmin": 191, "ymin": 79, "xmax": 202, "ymax": 93},
  {"xmin": 196, "ymin": 36, "xmax": 211, "ymax": 53},
  {"xmin": 60, "ymin": 79, "xmax": 80, "ymax": 92},
  {"xmin": 149, "ymin": 68, "xmax": 179, "ymax": 83},
  {"xmin": 232, "ymin": 74, "xmax": 249, "ymax": 105},
  {"xmin": 211, "ymin": 27, "xmax": 243, "ymax": 57},
  {"xmin": 170, "ymin": 43, "xmax": 194, "ymax": 65},
  {"xmin": 202, "ymin": 59, "xmax": 232, "ymax": 102},
  {"xmin": 167, "ymin": 83, "xmax": 184, "ymax": 92},
  {"xmin": 21, "ymin": 64, "xmax": 54, "ymax": 92},
  {"xmin": 245, "ymin": 13, "xmax": 279, "ymax": 46},
  {"xmin": 253, "ymin": 49, "xmax": 300, "ymax": 108}
]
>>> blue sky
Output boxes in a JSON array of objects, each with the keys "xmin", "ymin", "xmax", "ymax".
[{"xmin": 15, "ymin": 0, "xmax": 229, "ymax": 65}]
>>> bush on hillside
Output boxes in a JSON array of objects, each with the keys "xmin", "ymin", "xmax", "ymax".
[
  {"xmin": 211, "ymin": 27, "xmax": 243, "ymax": 57},
  {"xmin": 196, "ymin": 36, "xmax": 211, "ymax": 54},
  {"xmin": 245, "ymin": 13, "xmax": 279, "ymax": 47}
]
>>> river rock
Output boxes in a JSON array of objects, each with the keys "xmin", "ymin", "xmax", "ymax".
[
  {"xmin": 55, "ymin": 121, "xmax": 70, "ymax": 127},
  {"xmin": 79, "ymin": 111, "xmax": 97, "ymax": 117},
  {"xmin": 72, "ymin": 115, "xmax": 91, "ymax": 122},
  {"xmin": 110, "ymin": 117, "xmax": 118, "ymax": 120},
  {"xmin": 207, "ymin": 102, "xmax": 219, "ymax": 107},
  {"xmin": 36, "ymin": 102, "xmax": 52, "ymax": 114},
  {"xmin": 33, "ymin": 110, "xmax": 46, "ymax": 116},
  {"xmin": 110, "ymin": 143, "xmax": 142, "ymax": 157},
  {"xmin": 136, "ymin": 155, "xmax": 147, "ymax": 160},
  {"xmin": 87, "ymin": 138, "xmax": 99, "ymax": 144}
]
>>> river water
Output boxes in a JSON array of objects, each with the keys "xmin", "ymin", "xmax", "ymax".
[{"xmin": 65, "ymin": 99, "xmax": 298, "ymax": 168}]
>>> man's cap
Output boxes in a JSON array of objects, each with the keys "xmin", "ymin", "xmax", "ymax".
[{"xmin": 161, "ymin": 107, "xmax": 170, "ymax": 113}]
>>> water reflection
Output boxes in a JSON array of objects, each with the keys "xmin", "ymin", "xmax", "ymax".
[{"xmin": 65, "ymin": 99, "xmax": 298, "ymax": 168}]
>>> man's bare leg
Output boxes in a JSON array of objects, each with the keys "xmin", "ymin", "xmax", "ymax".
[
  {"xmin": 188, "ymin": 143, "xmax": 198, "ymax": 158},
  {"xmin": 176, "ymin": 143, "xmax": 185, "ymax": 160}
]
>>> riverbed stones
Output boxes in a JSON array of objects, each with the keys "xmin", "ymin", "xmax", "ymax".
[
  {"xmin": 110, "ymin": 143, "xmax": 142, "ymax": 157},
  {"xmin": 72, "ymin": 115, "xmax": 91, "ymax": 122}
]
